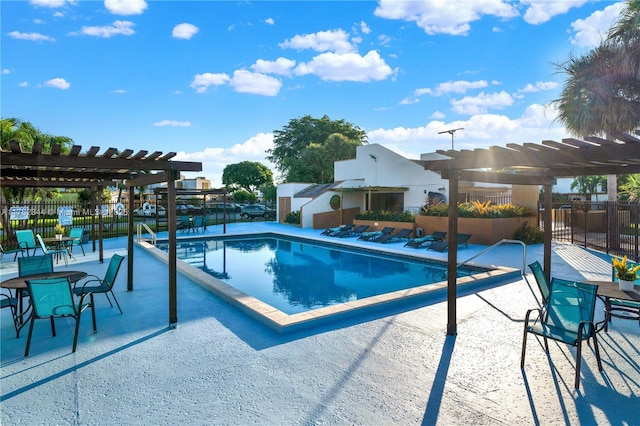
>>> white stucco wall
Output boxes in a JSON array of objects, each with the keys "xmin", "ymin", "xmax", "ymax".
[{"xmin": 334, "ymin": 144, "xmax": 450, "ymax": 210}]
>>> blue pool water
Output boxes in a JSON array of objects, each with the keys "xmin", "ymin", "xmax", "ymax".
[{"xmin": 158, "ymin": 236, "xmax": 485, "ymax": 315}]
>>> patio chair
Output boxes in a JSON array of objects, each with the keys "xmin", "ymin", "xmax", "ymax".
[
  {"xmin": 333, "ymin": 224, "xmax": 360, "ymax": 238},
  {"xmin": 178, "ymin": 215, "xmax": 192, "ymax": 232},
  {"xmin": 18, "ymin": 254, "xmax": 54, "ymax": 277},
  {"xmin": 0, "ymin": 243, "xmax": 25, "ymax": 261},
  {"xmin": 325, "ymin": 224, "xmax": 354, "ymax": 237},
  {"xmin": 35, "ymin": 234, "xmax": 69, "ymax": 266},
  {"xmin": 404, "ymin": 231, "xmax": 447, "ymax": 249},
  {"xmin": 73, "ymin": 254, "xmax": 125, "ymax": 314},
  {"xmin": 358, "ymin": 227, "xmax": 395, "ymax": 241},
  {"xmin": 349, "ymin": 225, "xmax": 370, "ymax": 237},
  {"xmin": 1, "ymin": 291, "xmax": 19, "ymax": 337},
  {"xmin": 24, "ymin": 276, "xmax": 96, "ymax": 356},
  {"xmin": 16, "ymin": 229, "xmax": 40, "ymax": 256},
  {"xmin": 193, "ymin": 216, "xmax": 207, "ymax": 232},
  {"xmin": 521, "ymin": 278, "xmax": 602, "ymax": 390},
  {"xmin": 64, "ymin": 228, "xmax": 86, "ymax": 256},
  {"xmin": 427, "ymin": 233, "xmax": 472, "ymax": 252},
  {"xmin": 372, "ymin": 228, "xmax": 413, "ymax": 243},
  {"xmin": 527, "ymin": 261, "xmax": 551, "ymax": 305},
  {"xmin": 321, "ymin": 226, "xmax": 342, "ymax": 236}
]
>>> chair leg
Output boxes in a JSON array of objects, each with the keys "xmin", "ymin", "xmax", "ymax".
[
  {"xmin": 110, "ymin": 290, "xmax": 123, "ymax": 314},
  {"xmin": 592, "ymin": 333, "xmax": 603, "ymax": 372},
  {"xmin": 575, "ymin": 340, "xmax": 583, "ymax": 389},
  {"xmin": 90, "ymin": 293, "xmax": 97, "ymax": 332},
  {"xmin": 72, "ymin": 312, "xmax": 82, "ymax": 353},
  {"xmin": 521, "ymin": 329, "xmax": 528, "ymax": 369},
  {"xmin": 24, "ymin": 318, "xmax": 35, "ymax": 357}
]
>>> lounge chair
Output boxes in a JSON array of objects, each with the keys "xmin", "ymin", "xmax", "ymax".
[
  {"xmin": 521, "ymin": 278, "xmax": 602, "ymax": 389},
  {"xmin": 404, "ymin": 231, "xmax": 447, "ymax": 248},
  {"xmin": 528, "ymin": 261, "xmax": 551, "ymax": 304},
  {"xmin": 326, "ymin": 224, "xmax": 354, "ymax": 237},
  {"xmin": 16, "ymin": 229, "xmax": 40, "ymax": 256},
  {"xmin": 358, "ymin": 227, "xmax": 394, "ymax": 241},
  {"xmin": 73, "ymin": 254, "xmax": 125, "ymax": 314},
  {"xmin": 343, "ymin": 224, "xmax": 369, "ymax": 237},
  {"xmin": 372, "ymin": 228, "xmax": 413, "ymax": 243},
  {"xmin": 427, "ymin": 233, "xmax": 472, "ymax": 252},
  {"xmin": 24, "ymin": 276, "xmax": 96, "ymax": 356},
  {"xmin": 321, "ymin": 226, "xmax": 342, "ymax": 236}
]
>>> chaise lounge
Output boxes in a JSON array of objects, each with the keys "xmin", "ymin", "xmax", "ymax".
[
  {"xmin": 427, "ymin": 233, "xmax": 472, "ymax": 252},
  {"xmin": 371, "ymin": 228, "xmax": 413, "ymax": 244},
  {"xmin": 404, "ymin": 231, "xmax": 447, "ymax": 249}
]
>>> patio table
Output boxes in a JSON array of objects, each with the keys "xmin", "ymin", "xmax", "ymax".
[
  {"xmin": 586, "ymin": 280, "xmax": 640, "ymax": 332},
  {"xmin": 1, "ymin": 270, "xmax": 88, "ymax": 333}
]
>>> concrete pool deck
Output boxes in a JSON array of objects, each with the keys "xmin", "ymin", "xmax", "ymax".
[{"xmin": 1, "ymin": 222, "xmax": 639, "ymax": 424}]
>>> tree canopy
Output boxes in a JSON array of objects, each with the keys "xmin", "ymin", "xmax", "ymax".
[
  {"xmin": 222, "ymin": 161, "xmax": 273, "ymax": 193},
  {"xmin": 266, "ymin": 115, "xmax": 367, "ymax": 182}
]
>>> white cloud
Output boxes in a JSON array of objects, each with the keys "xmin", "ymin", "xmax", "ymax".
[
  {"xmin": 374, "ymin": 0, "xmax": 519, "ymax": 36},
  {"xmin": 80, "ymin": 20, "xmax": 135, "ymax": 38},
  {"xmin": 189, "ymin": 72, "xmax": 230, "ymax": 93},
  {"xmin": 2, "ymin": 69, "xmax": 10, "ymax": 74},
  {"xmin": 360, "ymin": 21, "xmax": 371, "ymax": 35},
  {"xmin": 430, "ymin": 111, "xmax": 445, "ymax": 119},
  {"xmin": 30, "ymin": 0, "xmax": 75, "ymax": 7},
  {"xmin": 7, "ymin": 31, "xmax": 55, "ymax": 42},
  {"xmin": 280, "ymin": 29, "xmax": 355, "ymax": 54},
  {"xmin": 294, "ymin": 50, "xmax": 394, "ymax": 82},
  {"xmin": 519, "ymin": 81, "xmax": 559, "ymax": 93},
  {"xmin": 174, "ymin": 132, "xmax": 275, "ymax": 184},
  {"xmin": 251, "ymin": 57, "xmax": 296, "ymax": 76},
  {"xmin": 521, "ymin": 0, "xmax": 588, "ymax": 25},
  {"xmin": 110, "ymin": 89, "xmax": 126, "ymax": 93},
  {"xmin": 19, "ymin": 82, "xmax": 29, "ymax": 87},
  {"xmin": 45, "ymin": 77, "xmax": 70, "ymax": 89},
  {"xmin": 265, "ymin": 18, "xmax": 274, "ymax": 25},
  {"xmin": 367, "ymin": 102, "xmax": 565, "ymax": 156},
  {"xmin": 229, "ymin": 70, "xmax": 282, "ymax": 96},
  {"xmin": 569, "ymin": 2, "xmax": 624, "ymax": 47},
  {"xmin": 450, "ymin": 91, "xmax": 514, "ymax": 115},
  {"xmin": 153, "ymin": 120, "xmax": 191, "ymax": 127},
  {"xmin": 34, "ymin": 19, "xmax": 46, "ymax": 24},
  {"xmin": 172, "ymin": 23, "xmax": 199, "ymax": 40},
  {"xmin": 104, "ymin": 0, "xmax": 147, "ymax": 16}
]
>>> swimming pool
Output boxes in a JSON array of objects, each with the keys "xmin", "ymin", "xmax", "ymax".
[{"xmin": 149, "ymin": 233, "xmax": 519, "ymax": 332}]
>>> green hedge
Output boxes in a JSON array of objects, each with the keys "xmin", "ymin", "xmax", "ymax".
[{"xmin": 355, "ymin": 210, "xmax": 415, "ymax": 223}]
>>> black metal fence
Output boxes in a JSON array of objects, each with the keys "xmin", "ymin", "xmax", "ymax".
[
  {"xmin": 538, "ymin": 201, "xmax": 640, "ymax": 261},
  {"xmin": 0, "ymin": 199, "xmax": 245, "ymax": 248}
]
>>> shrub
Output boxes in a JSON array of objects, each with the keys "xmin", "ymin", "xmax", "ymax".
[
  {"xmin": 355, "ymin": 210, "xmax": 415, "ymax": 223},
  {"xmin": 513, "ymin": 223, "xmax": 544, "ymax": 244},
  {"xmin": 285, "ymin": 210, "xmax": 300, "ymax": 225},
  {"xmin": 421, "ymin": 201, "xmax": 533, "ymax": 218}
]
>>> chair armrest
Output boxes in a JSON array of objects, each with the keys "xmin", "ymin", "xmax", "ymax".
[
  {"xmin": 74, "ymin": 274, "xmax": 103, "ymax": 292},
  {"xmin": 524, "ymin": 308, "xmax": 542, "ymax": 325}
]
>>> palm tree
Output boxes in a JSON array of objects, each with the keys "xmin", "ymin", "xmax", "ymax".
[{"xmin": 608, "ymin": 0, "xmax": 640, "ymax": 79}]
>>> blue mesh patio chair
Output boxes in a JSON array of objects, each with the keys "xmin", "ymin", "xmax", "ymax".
[
  {"xmin": 193, "ymin": 216, "xmax": 207, "ymax": 233},
  {"xmin": 18, "ymin": 254, "xmax": 54, "ymax": 277},
  {"xmin": 0, "ymin": 243, "xmax": 25, "ymax": 261},
  {"xmin": 73, "ymin": 254, "xmax": 125, "ymax": 314},
  {"xmin": 16, "ymin": 229, "xmax": 40, "ymax": 256},
  {"xmin": 427, "ymin": 233, "xmax": 472, "ymax": 252},
  {"xmin": 528, "ymin": 261, "xmax": 551, "ymax": 305},
  {"xmin": 65, "ymin": 228, "xmax": 86, "ymax": 256},
  {"xmin": 521, "ymin": 278, "xmax": 602, "ymax": 389},
  {"xmin": 35, "ymin": 234, "xmax": 69, "ymax": 266},
  {"xmin": 24, "ymin": 276, "xmax": 96, "ymax": 356},
  {"xmin": 1, "ymin": 290, "xmax": 19, "ymax": 337}
]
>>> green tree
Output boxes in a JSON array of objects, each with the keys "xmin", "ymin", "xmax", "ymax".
[
  {"xmin": 266, "ymin": 115, "xmax": 367, "ymax": 182},
  {"xmin": 232, "ymin": 189, "xmax": 256, "ymax": 204},
  {"xmin": 570, "ymin": 175, "xmax": 607, "ymax": 200},
  {"xmin": 222, "ymin": 161, "xmax": 273, "ymax": 193},
  {"xmin": 619, "ymin": 173, "xmax": 640, "ymax": 201}
]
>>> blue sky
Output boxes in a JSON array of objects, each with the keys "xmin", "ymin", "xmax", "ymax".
[{"xmin": 1, "ymin": 0, "xmax": 626, "ymax": 185}]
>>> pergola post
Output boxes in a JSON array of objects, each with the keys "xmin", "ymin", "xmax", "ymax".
[
  {"xmin": 167, "ymin": 172, "xmax": 178, "ymax": 328},
  {"xmin": 543, "ymin": 183, "xmax": 553, "ymax": 281},
  {"xmin": 446, "ymin": 169, "xmax": 459, "ymax": 336}
]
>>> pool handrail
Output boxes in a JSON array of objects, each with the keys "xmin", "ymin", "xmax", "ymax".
[{"xmin": 457, "ymin": 239, "xmax": 527, "ymax": 275}]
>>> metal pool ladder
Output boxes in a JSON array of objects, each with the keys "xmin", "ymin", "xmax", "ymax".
[
  {"xmin": 458, "ymin": 239, "xmax": 527, "ymax": 275},
  {"xmin": 136, "ymin": 223, "xmax": 156, "ymax": 246}
]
